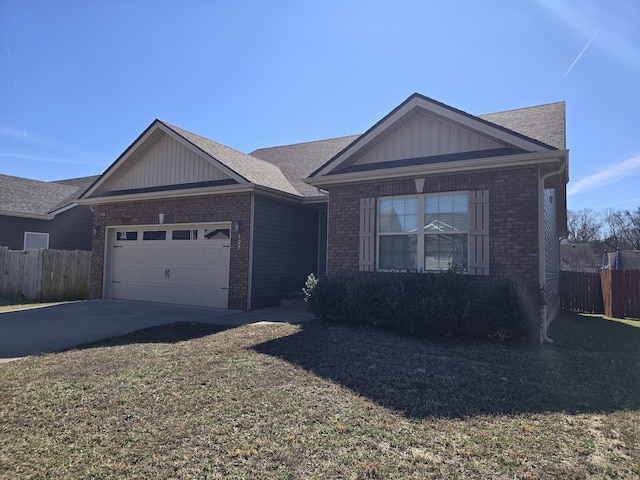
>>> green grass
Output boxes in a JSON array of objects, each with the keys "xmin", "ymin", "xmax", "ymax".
[{"xmin": 1, "ymin": 312, "xmax": 639, "ymax": 479}]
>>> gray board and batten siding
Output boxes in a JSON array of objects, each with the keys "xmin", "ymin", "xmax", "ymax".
[
  {"xmin": 0, "ymin": 207, "xmax": 93, "ymax": 251},
  {"xmin": 250, "ymin": 195, "xmax": 321, "ymax": 309}
]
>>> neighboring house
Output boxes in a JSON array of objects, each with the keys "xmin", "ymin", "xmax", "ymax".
[
  {"xmin": 603, "ymin": 249, "xmax": 640, "ymax": 270},
  {"xmin": 560, "ymin": 243, "xmax": 600, "ymax": 272},
  {"xmin": 0, "ymin": 174, "xmax": 98, "ymax": 251},
  {"xmin": 78, "ymin": 93, "xmax": 569, "ymax": 336}
]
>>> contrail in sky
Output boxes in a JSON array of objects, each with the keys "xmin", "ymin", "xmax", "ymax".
[{"xmin": 564, "ymin": 29, "xmax": 601, "ymax": 77}]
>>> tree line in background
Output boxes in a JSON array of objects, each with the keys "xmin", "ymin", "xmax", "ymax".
[{"xmin": 567, "ymin": 206, "xmax": 640, "ymax": 253}]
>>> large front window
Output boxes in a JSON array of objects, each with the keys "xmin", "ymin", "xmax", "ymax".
[{"xmin": 378, "ymin": 193, "xmax": 469, "ymax": 272}]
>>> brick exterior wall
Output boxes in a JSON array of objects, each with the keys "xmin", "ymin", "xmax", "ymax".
[
  {"xmin": 89, "ymin": 192, "xmax": 252, "ymax": 310},
  {"xmin": 326, "ymin": 166, "xmax": 541, "ymax": 281}
]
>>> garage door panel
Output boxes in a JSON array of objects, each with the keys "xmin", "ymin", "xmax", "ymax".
[{"xmin": 109, "ymin": 225, "xmax": 231, "ymax": 308}]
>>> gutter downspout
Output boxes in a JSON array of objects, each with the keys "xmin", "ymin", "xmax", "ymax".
[{"xmin": 539, "ymin": 159, "xmax": 567, "ymax": 344}]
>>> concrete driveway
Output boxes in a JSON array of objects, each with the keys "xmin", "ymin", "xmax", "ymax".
[{"xmin": 0, "ymin": 300, "xmax": 315, "ymax": 361}]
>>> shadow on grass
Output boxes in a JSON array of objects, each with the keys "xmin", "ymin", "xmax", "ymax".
[
  {"xmin": 61, "ymin": 322, "xmax": 235, "ymax": 352},
  {"xmin": 254, "ymin": 311, "xmax": 640, "ymax": 419}
]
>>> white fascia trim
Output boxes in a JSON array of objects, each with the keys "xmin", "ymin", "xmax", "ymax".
[
  {"xmin": 307, "ymin": 150, "xmax": 568, "ymax": 187},
  {"xmin": 78, "ymin": 183, "xmax": 306, "ymax": 206},
  {"xmin": 77, "ymin": 184, "xmax": 256, "ymax": 205},
  {"xmin": 48, "ymin": 203, "xmax": 77, "ymax": 216},
  {"xmin": 0, "ymin": 210, "xmax": 53, "ymax": 220},
  {"xmin": 301, "ymin": 196, "xmax": 329, "ymax": 206}
]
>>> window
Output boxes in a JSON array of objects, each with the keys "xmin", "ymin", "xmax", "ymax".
[
  {"xmin": 204, "ymin": 228, "xmax": 230, "ymax": 240},
  {"xmin": 24, "ymin": 232, "xmax": 49, "ymax": 250},
  {"xmin": 172, "ymin": 229, "xmax": 198, "ymax": 240},
  {"xmin": 378, "ymin": 193, "xmax": 469, "ymax": 272},
  {"xmin": 424, "ymin": 194, "xmax": 468, "ymax": 272},
  {"xmin": 378, "ymin": 197, "xmax": 418, "ymax": 270},
  {"xmin": 116, "ymin": 231, "xmax": 138, "ymax": 241},
  {"xmin": 143, "ymin": 230, "xmax": 167, "ymax": 241}
]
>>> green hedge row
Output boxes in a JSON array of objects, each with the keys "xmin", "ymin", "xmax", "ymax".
[{"xmin": 304, "ymin": 271, "xmax": 545, "ymax": 343}]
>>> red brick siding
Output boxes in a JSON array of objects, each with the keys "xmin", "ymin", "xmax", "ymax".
[
  {"xmin": 89, "ymin": 193, "xmax": 252, "ymax": 310},
  {"xmin": 326, "ymin": 166, "xmax": 540, "ymax": 281}
]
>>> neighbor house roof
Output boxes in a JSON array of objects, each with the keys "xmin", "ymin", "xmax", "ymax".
[
  {"xmin": 250, "ymin": 135, "xmax": 360, "ymax": 198},
  {"xmin": 604, "ymin": 250, "xmax": 640, "ymax": 271},
  {"xmin": 560, "ymin": 243, "xmax": 600, "ymax": 272},
  {"xmin": 0, "ymin": 174, "xmax": 98, "ymax": 219}
]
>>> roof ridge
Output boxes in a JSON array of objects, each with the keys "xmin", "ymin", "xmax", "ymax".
[
  {"xmin": 480, "ymin": 100, "xmax": 565, "ymax": 117},
  {"xmin": 251, "ymin": 134, "xmax": 361, "ymax": 153}
]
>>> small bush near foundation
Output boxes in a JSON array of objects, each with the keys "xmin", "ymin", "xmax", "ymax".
[{"xmin": 304, "ymin": 271, "xmax": 544, "ymax": 343}]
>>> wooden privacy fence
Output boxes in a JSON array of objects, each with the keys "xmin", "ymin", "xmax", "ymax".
[
  {"xmin": 560, "ymin": 271, "xmax": 604, "ymax": 314},
  {"xmin": 0, "ymin": 247, "xmax": 91, "ymax": 301},
  {"xmin": 601, "ymin": 269, "xmax": 640, "ymax": 319}
]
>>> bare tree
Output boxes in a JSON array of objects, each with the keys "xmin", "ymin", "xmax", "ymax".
[
  {"xmin": 623, "ymin": 207, "xmax": 640, "ymax": 250},
  {"xmin": 602, "ymin": 207, "xmax": 626, "ymax": 250},
  {"xmin": 601, "ymin": 207, "xmax": 640, "ymax": 250},
  {"xmin": 567, "ymin": 208, "xmax": 603, "ymax": 244}
]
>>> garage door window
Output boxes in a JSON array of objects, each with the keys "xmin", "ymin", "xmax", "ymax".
[
  {"xmin": 204, "ymin": 228, "xmax": 230, "ymax": 240},
  {"xmin": 116, "ymin": 231, "xmax": 138, "ymax": 241},
  {"xmin": 172, "ymin": 229, "xmax": 198, "ymax": 240},
  {"xmin": 143, "ymin": 230, "xmax": 167, "ymax": 241}
]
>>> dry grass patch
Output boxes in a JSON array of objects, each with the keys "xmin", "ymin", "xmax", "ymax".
[
  {"xmin": 1, "ymin": 313, "xmax": 639, "ymax": 479},
  {"xmin": 0, "ymin": 297, "xmax": 67, "ymax": 313}
]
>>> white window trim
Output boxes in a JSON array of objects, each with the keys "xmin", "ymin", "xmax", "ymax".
[
  {"xmin": 377, "ymin": 191, "xmax": 470, "ymax": 272},
  {"xmin": 23, "ymin": 231, "xmax": 50, "ymax": 250}
]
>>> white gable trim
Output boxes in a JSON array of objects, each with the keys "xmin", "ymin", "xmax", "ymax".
[
  {"xmin": 0, "ymin": 210, "xmax": 53, "ymax": 220},
  {"xmin": 313, "ymin": 95, "xmax": 556, "ymax": 178}
]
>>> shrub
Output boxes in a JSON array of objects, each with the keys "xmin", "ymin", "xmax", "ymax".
[{"xmin": 304, "ymin": 271, "xmax": 545, "ymax": 343}]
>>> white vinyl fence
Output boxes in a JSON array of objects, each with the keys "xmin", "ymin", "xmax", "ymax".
[{"xmin": 0, "ymin": 247, "xmax": 91, "ymax": 301}]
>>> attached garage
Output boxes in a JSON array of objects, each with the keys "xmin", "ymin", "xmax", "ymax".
[
  {"xmin": 78, "ymin": 118, "xmax": 358, "ymax": 310},
  {"xmin": 105, "ymin": 224, "xmax": 231, "ymax": 308}
]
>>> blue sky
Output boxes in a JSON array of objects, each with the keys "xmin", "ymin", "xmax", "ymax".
[{"xmin": 1, "ymin": 0, "xmax": 638, "ymax": 212}]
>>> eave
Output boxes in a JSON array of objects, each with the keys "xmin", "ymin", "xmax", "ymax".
[
  {"xmin": 0, "ymin": 210, "xmax": 53, "ymax": 220},
  {"xmin": 76, "ymin": 183, "xmax": 306, "ymax": 206},
  {"xmin": 306, "ymin": 150, "xmax": 569, "ymax": 188}
]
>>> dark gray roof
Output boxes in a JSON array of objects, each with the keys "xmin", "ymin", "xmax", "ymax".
[
  {"xmin": 0, "ymin": 174, "xmax": 88, "ymax": 217},
  {"xmin": 604, "ymin": 250, "xmax": 640, "ymax": 271},
  {"xmin": 250, "ymin": 135, "xmax": 360, "ymax": 197},
  {"xmin": 161, "ymin": 121, "xmax": 301, "ymax": 196},
  {"xmin": 560, "ymin": 243, "xmax": 600, "ymax": 272},
  {"xmin": 53, "ymin": 175, "xmax": 100, "ymax": 189},
  {"xmin": 479, "ymin": 102, "xmax": 566, "ymax": 150}
]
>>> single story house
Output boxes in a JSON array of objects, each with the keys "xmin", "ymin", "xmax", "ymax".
[
  {"xmin": 78, "ymin": 93, "xmax": 569, "ymax": 334},
  {"xmin": 0, "ymin": 174, "xmax": 98, "ymax": 250}
]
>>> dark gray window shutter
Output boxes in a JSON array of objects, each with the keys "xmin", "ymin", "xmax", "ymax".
[
  {"xmin": 359, "ymin": 198, "xmax": 375, "ymax": 271},
  {"xmin": 468, "ymin": 190, "xmax": 489, "ymax": 275}
]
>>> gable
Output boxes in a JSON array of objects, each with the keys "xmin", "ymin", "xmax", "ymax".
[
  {"xmin": 82, "ymin": 120, "xmax": 302, "ymax": 201},
  {"xmin": 352, "ymin": 111, "xmax": 506, "ymax": 167},
  {"xmin": 310, "ymin": 93, "xmax": 563, "ymax": 180},
  {"xmin": 104, "ymin": 133, "xmax": 232, "ymax": 194}
]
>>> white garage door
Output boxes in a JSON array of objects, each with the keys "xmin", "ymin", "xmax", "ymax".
[{"xmin": 108, "ymin": 225, "xmax": 231, "ymax": 308}]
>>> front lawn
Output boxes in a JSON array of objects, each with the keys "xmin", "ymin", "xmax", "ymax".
[{"xmin": 1, "ymin": 312, "xmax": 638, "ymax": 479}]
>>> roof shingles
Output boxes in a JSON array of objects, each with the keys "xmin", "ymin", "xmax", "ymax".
[{"xmin": 0, "ymin": 174, "xmax": 96, "ymax": 216}]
